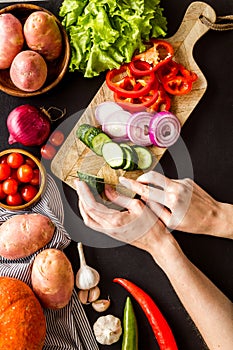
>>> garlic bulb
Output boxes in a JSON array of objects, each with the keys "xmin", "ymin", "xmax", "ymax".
[
  {"xmin": 76, "ymin": 242, "xmax": 100, "ymax": 290},
  {"xmin": 93, "ymin": 315, "xmax": 122, "ymax": 345}
]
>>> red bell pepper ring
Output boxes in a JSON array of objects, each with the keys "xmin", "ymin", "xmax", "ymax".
[
  {"xmin": 114, "ymin": 278, "xmax": 178, "ymax": 350},
  {"xmin": 149, "ymin": 83, "xmax": 171, "ymax": 112},
  {"xmin": 162, "ymin": 75, "xmax": 193, "ymax": 95},
  {"xmin": 156, "ymin": 60, "xmax": 180, "ymax": 83},
  {"xmin": 106, "ymin": 63, "xmax": 155, "ymax": 98},
  {"xmin": 178, "ymin": 64, "xmax": 198, "ymax": 82},
  {"xmin": 129, "ymin": 39, "xmax": 174, "ymax": 76},
  {"xmin": 113, "ymin": 77, "xmax": 159, "ymax": 112}
]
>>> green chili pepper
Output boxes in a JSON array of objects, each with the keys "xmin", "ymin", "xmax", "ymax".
[{"xmin": 122, "ymin": 296, "xmax": 138, "ymax": 350}]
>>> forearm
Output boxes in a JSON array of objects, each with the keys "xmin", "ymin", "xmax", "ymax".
[{"xmin": 150, "ymin": 237, "xmax": 233, "ymax": 350}]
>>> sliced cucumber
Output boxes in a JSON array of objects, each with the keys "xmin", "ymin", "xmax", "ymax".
[
  {"xmin": 120, "ymin": 143, "xmax": 138, "ymax": 170},
  {"xmin": 102, "ymin": 142, "xmax": 126, "ymax": 169},
  {"xmin": 132, "ymin": 145, "xmax": 153, "ymax": 170},
  {"xmin": 77, "ymin": 171, "xmax": 104, "ymax": 195},
  {"xmin": 84, "ymin": 127, "xmax": 102, "ymax": 148},
  {"xmin": 89, "ymin": 133, "xmax": 111, "ymax": 156},
  {"xmin": 76, "ymin": 124, "xmax": 92, "ymax": 144}
]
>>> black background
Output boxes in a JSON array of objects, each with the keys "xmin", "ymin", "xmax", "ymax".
[{"xmin": 0, "ymin": 1, "xmax": 233, "ymax": 349}]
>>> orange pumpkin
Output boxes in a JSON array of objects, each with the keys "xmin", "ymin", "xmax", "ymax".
[{"xmin": 0, "ymin": 276, "xmax": 46, "ymax": 350}]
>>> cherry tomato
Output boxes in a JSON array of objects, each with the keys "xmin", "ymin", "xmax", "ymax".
[
  {"xmin": 7, "ymin": 152, "xmax": 24, "ymax": 169},
  {"xmin": 30, "ymin": 169, "xmax": 40, "ymax": 186},
  {"xmin": 17, "ymin": 164, "xmax": 33, "ymax": 183},
  {"xmin": 2, "ymin": 178, "xmax": 18, "ymax": 195},
  {"xmin": 21, "ymin": 184, "xmax": 38, "ymax": 202},
  {"xmin": 49, "ymin": 130, "xmax": 65, "ymax": 146},
  {"xmin": 0, "ymin": 163, "xmax": 11, "ymax": 181},
  {"xmin": 41, "ymin": 144, "xmax": 57, "ymax": 160},
  {"xmin": 25, "ymin": 157, "xmax": 37, "ymax": 169},
  {"xmin": 6, "ymin": 193, "xmax": 23, "ymax": 206},
  {"xmin": 0, "ymin": 155, "xmax": 8, "ymax": 164},
  {"xmin": 8, "ymin": 169, "xmax": 18, "ymax": 181},
  {"xmin": 0, "ymin": 183, "xmax": 6, "ymax": 200}
]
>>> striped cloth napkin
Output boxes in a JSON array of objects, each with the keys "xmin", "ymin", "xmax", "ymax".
[{"xmin": 0, "ymin": 174, "xmax": 99, "ymax": 350}]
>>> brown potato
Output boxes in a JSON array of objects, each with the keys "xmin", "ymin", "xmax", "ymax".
[
  {"xmin": 0, "ymin": 213, "xmax": 55, "ymax": 259},
  {"xmin": 0, "ymin": 13, "xmax": 24, "ymax": 69},
  {"xmin": 24, "ymin": 11, "xmax": 63, "ymax": 61},
  {"xmin": 10, "ymin": 50, "xmax": 47, "ymax": 92},
  {"xmin": 31, "ymin": 249, "xmax": 74, "ymax": 309}
]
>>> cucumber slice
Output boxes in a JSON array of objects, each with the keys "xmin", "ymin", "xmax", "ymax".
[
  {"xmin": 132, "ymin": 146, "xmax": 153, "ymax": 170},
  {"xmin": 102, "ymin": 142, "xmax": 126, "ymax": 169},
  {"xmin": 76, "ymin": 124, "xmax": 92, "ymax": 144},
  {"xmin": 120, "ymin": 143, "xmax": 138, "ymax": 170},
  {"xmin": 122, "ymin": 147, "xmax": 135, "ymax": 171},
  {"xmin": 84, "ymin": 127, "xmax": 102, "ymax": 148},
  {"xmin": 89, "ymin": 133, "xmax": 111, "ymax": 156},
  {"xmin": 77, "ymin": 171, "xmax": 104, "ymax": 195}
]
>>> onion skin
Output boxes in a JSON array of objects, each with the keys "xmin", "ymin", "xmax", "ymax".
[{"xmin": 7, "ymin": 104, "xmax": 51, "ymax": 146}]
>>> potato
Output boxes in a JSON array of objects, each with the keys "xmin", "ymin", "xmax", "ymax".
[
  {"xmin": 31, "ymin": 249, "xmax": 74, "ymax": 309},
  {"xmin": 10, "ymin": 50, "xmax": 47, "ymax": 92},
  {"xmin": 24, "ymin": 11, "xmax": 62, "ymax": 61},
  {"xmin": 0, "ymin": 213, "xmax": 55, "ymax": 260},
  {"xmin": 0, "ymin": 13, "xmax": 24, "ymax": 69}
]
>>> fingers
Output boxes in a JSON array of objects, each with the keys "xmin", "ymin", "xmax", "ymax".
[
  {"xmin": 119, "ymin": 176, "xmax": 167, "ymax": 206},
  {"xmin": 137, "ymin": 171, "xmax": 171, "ymax": 188}
]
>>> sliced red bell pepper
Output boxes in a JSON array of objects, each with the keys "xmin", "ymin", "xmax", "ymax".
[
  {"xmin": 149, "ymin": 83, "xmax": 171, "ymax": 112},
  {"xmin": 129, "ymin": 39, "xmax": 174, "ymax": 76},
  {"xmin": 113, "ymin": 76, "xmax": 159, "ymax": 112},
  {"xmin": 106, "ymin": 63, "xmax": 155, "ymax": 99},
  {"xmin": 114, "ymin": 278, "xmax": 178, "ymax": 350},
  {"xmin": 156, "ymin": 60, "xmax": 180, "ymax": 83},
  {"xmin": 178, "ymin": 64, "xmax": 198, "ymax": 82},
  {"xmin": 162, "ymin": 75, "xmax": 193, "ymax": 95}
]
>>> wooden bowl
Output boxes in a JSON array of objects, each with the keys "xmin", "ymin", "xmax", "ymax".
[
  {"xmin": 0, "ymin": 4, "xmax": 70, "ymax": 97},
  {"xmin": 0, "ymin": 149, "xmax": 46, "ymax": 211}
]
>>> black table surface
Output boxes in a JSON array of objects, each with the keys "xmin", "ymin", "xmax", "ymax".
[{"xmin": 0, "ymin": 1, "xmax": 233, "ymax": 349}]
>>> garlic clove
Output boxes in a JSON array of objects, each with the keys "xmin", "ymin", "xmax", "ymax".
[
  {"xmin": 92, "ymin": 298, "xmax": 111, "ymax": 312},
  {"xmin": 76, "ymin": 242, "xmax": 100, "ymax": 290},
  {"xmin": 88, "ymin": 286, "xmax": 100, "ymax": 303},
  {"xmin": 78, "ymin": 289, "xmax": 89, "ymax": 304}
]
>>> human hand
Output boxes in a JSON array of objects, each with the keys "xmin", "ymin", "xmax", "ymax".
[
  {"xmin": 75, "ymin": 180, "xmax": 177, "ymax": 267},
  {"xmin": 118, "ymin": 171, "xmax": 233, "ymax": 238}
]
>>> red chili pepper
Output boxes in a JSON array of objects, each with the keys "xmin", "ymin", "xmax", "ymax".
[
  {"xmin": 129, "ymin": 39, "xmax": 174, "ymax": 76},
  {"xmin": 106, "ymin": 63, "xmax": 155, "ymax": 98},
  {"xmin": 113, "ymin": 77, "xmax": 159, "ymax": 112},
  {"xmin": 149, "ymin": 83, "xmax": 171, "ymax": 112},
  {"xmin": 113, "ymin": 278, "xmax": 178, "ymax": 350}
]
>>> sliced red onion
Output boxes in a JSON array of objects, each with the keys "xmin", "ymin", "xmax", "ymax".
[
  {"xmin": 149, "ymin": 111, "xmax": 181, "ymax": 148},
  {"xmin": 126, "ymin": 112, "xmax": 153, "ymax": 146},
  {"xmin": 95, "ymin": 101, "xmax": 123, "ymax": 125},
  {"xmin": 102, "ymin": 109, "xmax": 131, "ymax": 141}
]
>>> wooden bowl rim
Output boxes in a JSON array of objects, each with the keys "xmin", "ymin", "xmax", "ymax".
[
  {"xmin": 0, "ymin": 148, "xmax": 47, "ymax": 211},
  {"xmin": 0, "ymin": 4, "xmax": 70, "ymax": 97}
]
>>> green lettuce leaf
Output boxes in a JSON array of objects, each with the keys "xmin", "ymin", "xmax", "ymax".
[{"xmin": 59, "ymin": 0, "xmax": 167, "ymax": 77}]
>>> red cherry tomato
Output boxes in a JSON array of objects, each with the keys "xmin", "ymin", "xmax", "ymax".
[
  {"xmin": 41, "ymin": 144, "xmax": 57, "ymax": 160},
  {"xmin": 0, "ymin": 155, "xmax": 8, "ymax": 164},
  {"xmin": 17, "ymin": 164, "xmax": 33, "ymax": 183},
  {"xmin": 0, "ymin": 183, "xmax": 6, "ymax": 200},
  {"xmin": 21, "ymin": 184, "xmax": 38, "ymax": 202},
  {"xmin": 0, "ymin": 163, "xmax": 11, "ymax": 181},
  {"xmin": 49, "ymin": 130, "xmax": 65, "ymax": 146},
  {"xmin": 30, "ymin": 169, "xmax": 40, "ymax": 186},
  {"xmin": 25, "ymin": 157, "xmax": 37, "ymax": 169},
  {"xmin": 7, "ymin": 152, "xmax": 24, "ymax": 169},
  {"xmin": 6, "ymin": 193, "xmax": 23, "ymax": 206},
  {"xmin": 2, "ymin": 178, "xmax": 18, "ymax": 195}
]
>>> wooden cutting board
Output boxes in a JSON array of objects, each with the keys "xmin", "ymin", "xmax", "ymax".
[{"xmin": 51, "ymin": 1, "xmax": 216, "ymax": 190}]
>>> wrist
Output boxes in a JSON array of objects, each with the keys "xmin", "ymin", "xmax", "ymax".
[{"xmin": 213, "ymin": 202, "xmax": 233, "ymax": 239}]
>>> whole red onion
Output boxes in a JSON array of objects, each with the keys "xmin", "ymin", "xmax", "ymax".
[{"xmin": 7, "ymin": 104, "xmax": 51, "ymax": 146}]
